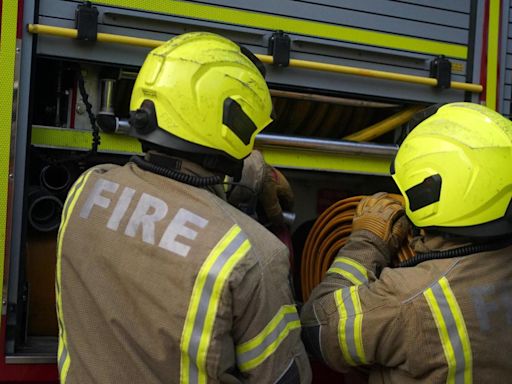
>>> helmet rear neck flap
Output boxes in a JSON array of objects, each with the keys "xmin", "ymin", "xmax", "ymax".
[{"xmin": 129, "ymin": 99, "xmax": 244, "ymax": 178}]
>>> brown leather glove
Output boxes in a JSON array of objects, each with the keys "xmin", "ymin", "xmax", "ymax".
[
  {"xmin": 228, "ymin": 150, "xmax": 294, "ymax": 226},
  {"xmin": 352, "ymin": 192, "xmax": 410, "ymax": 254},
  {"xmin": 259, "ymin": 165, "xmax": 294, "ymax": 226}
]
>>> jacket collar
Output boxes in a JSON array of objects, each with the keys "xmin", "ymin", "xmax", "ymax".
[
  {"xmin": 143, "ymin": 151, "xmax": 227, "ymax": 200},
  {"xmin": 410, "ymin": 232, "xmax": 473, "ymax": 253}
]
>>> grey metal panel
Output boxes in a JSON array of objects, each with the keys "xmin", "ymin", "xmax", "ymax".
[
  {"xmin": 36, "ymin": 15, "xmax": 263, "ymax": 67},
  {"xmin": 39, "ymin": 1, "xmax": 270, "ymax": 48},
  {"xmin": 504, "ymin": 85, "xmax": 512, "ymax": 99},
  {"xmin": 504, "ymin": 102, "xmax": 511, "ymax": 116},
  {"xmin": 100, "ymin": 7, "xmax": 451, "ymax": 73},
  {"xmin": 292, "ymin": 34, "xmax": 429, "ymax": 62},
  {"xmin": 42, "ymin": 0, "xmax": 469, "ymax": 44},
  {"xmin": 506, "ymin": 54, "xmax": 512, "ymax": 69},
  {"xmin": 36, "ymin": 17, "xmax": 155, "ymax": 66},
  {"xmin": 486, "ymin": 0, "xmax": 512, "ymax": 113},
  {"xmin": 292, "ymin": 36, "xmax": 468, "ymax": 77},
  {"xmin": 499, "ymin": 0, "xmax": 511, "ymax": 114},
  {"xmin": 281, "ymin": 47, "xmax": 467, "ymax": 82},
  {"xmin": 263, "ymin": 51, "xmax": 467, "ymax": 104},
  {"xmin": 388, "ymin": 0, "xmax": 471, "ymax": 13},
  {"xmin": 188, "ymin": 0, "xmax": 469, "ymax": 42},
  {"xmin": 36, "ymin": 0, "xmax": 471, "ymax": 104},
  {"xmin": 287, "ymin": 0, "xmax": 469, "ymax": 26},
  {"xmin": 40, "ymin": 1, "xmax": 470, "ymax": 63},
  {"xmin": 41, "ymin": 0, "xmax": 469, "ymax": 70},
  {"xmin": 36, "ymin": 16, "xmax": 467, "ymax": 104}
]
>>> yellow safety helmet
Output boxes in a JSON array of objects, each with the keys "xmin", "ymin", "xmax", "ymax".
[
  {"xmin": 129, "ymin": 32, "xmax": 273, "ymax": 174},
  {"xmin": 391, "ymin": 102, "xmax": 512, "ymax": 237}
]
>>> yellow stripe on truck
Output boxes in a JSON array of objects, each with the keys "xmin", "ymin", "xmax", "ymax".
[
  {"xmin": 0, "ymin": 0, "xmax": 18, "ymax": 329},
  {"xmin": 485, "ymin": 0, "xmax": 501, "ymax": 110}
]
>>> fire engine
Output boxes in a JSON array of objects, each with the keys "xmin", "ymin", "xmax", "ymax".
[{"xmin": 0, "ymin": 0, "xmax": 507, "ymax": 381}]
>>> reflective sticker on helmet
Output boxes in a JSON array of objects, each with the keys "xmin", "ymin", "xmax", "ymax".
[
  {"xmin": 223, "ymin": 98, "xmax": 258, "ymax": 145},
  {"xmin": 406, "ymin": 174, "xmax": 442, "ymax": 212}
]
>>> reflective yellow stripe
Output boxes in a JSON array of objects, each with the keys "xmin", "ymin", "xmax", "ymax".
[
  {"xmin": 260, "ymin": 147, "xmax": 392, "ymax": 176},
  {"xmin": 31, "ymin": 126, "xmax": 142, "ymax": 154},
  {"xmin": 337, "ymin": 257, "xmax": 367, "ymax": 278},
  {"xmin": 424, "ymin": 288, "xmax": 457, "ymax": 383},
  {"xmin": 329, "ymin": 267, "xmax": 364, "ymax": 285},
  {"xmin": 424, "ymin": 277, "xmax": 472, "ymax": 384},
  {"xmin": 334, "ymin": 289, "xmax": 355, "ymax": 366},
  {"xmin": 236, "ymin": 305, "xmax": 301, "ymax": 372},
  {"xmin": 350, "ymin": 287, "xmax": 366, "ymax": 364},
  {"xmin": 56, "ymin": 170, "xmax": 95, "ymax": 382},
  {"xmin": 486, "ymin": 0, "xmax": 501, "ymax": 110},
  {"xmin": 30, "ymin": 127, "xmax": 393, "ymax": 176},
  {"xmin": 180, "ymin": 227, "xmax": 241, "ymax": 383},
  {"xmin": 180, "ymin": 225, "xmax": 251, "ymax": 384},
  {"xmin": 197, "ymin": 239, "xmax": 251, "ymax": 376},
  {"xmin": 328, "ymin": 257, "xmax": 368, "ymax": 285},
  {"xmin": 334, "ymin": 287, "xmax": 367, "ymax": 366},
  {"xmin": 60, "ymin": 349, "xmax": 71, "ymax": 383},
  {"xmin": 0, "ymin": 0, "xmax": 18, "ymax": 328},
  {"xmin": 439, "ymin": 278, "xmax": 473, "ymax": 384},
  {"xmin": 236, "ymin": 305, "xmax": 297, "ymax": 353},
  {"xmin": 94, "ymin": 0, "xmax": 467, "ymax": 59}
]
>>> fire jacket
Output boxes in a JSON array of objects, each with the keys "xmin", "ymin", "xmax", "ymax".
[
  {"xmin": 56, "ymin": 161, "xmax": 311, "ymax": 384},
  {"xmin": 300, "ymin": 229, "xmax": 512, "ymax": 383}
]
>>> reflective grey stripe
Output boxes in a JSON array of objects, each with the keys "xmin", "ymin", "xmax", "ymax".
[
  {"xmin": 188, "ymin": 231, "xmax": 248, "ymax": 383},
  {"xmin": 330, "ymin": 260, "xmax": 368, "ymax": 284},
  {"xmin": 58, "ymin": 344, "xmax": 68, "ymax": 372},
  {"xmin": 236, "ymin": 311, "xmax": 299, "ymax": 366},
  {"xmin": 431, "ymin": 282, "xmax": 467, "ymax": 384},
  {"xmin": 341, "ymin": 288, "xmax": 365, "ymax": 365}
]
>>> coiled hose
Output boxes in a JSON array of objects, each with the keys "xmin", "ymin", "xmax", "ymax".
[{"xmin": 300, "ymin": 195, "xmax": 415, "ymax": 301}]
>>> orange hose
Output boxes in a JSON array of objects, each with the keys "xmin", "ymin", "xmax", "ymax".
[{"xmin": 300, "ymin": 195, "xmax": 414, "ymax": 301}]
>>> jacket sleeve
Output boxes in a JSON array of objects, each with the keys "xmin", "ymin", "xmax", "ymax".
[
  {"xmin": 232, "ymin": 246, "xmax": 312, "ymax": 384},
  {"xmin": 300, "ymin": 230, "xmax": 409, "ymax": 372}
]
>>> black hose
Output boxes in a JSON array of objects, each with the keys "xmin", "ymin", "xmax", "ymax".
[
  {"xmin": 41, "ymin": 67, "xmax": 101, "ymax": 166},
  {"xmin": 130, "ymin": 155, "xmax": 223, "ymax": 187},
  {"xmin": 77, "ymin": 67, "xmax": 101, "ymax": 155},
  {"xmin": 40, "ymin": 164, "xmax": 72, "ymax": 192},
  {"xmin": 27, "ymin": 186, "xmax": 63, "ymax": 232},
  {"xmin": 32, "ymin": 65, "xmax": 102, "ymax": 167},
  {"xmin": 399, "ymin": 237, "xmax": 512, "ymax": 267}
]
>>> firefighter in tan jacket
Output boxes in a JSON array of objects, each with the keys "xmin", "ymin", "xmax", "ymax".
[
  {"xmin": 301, "ymin": 103, "xmax": 512, "ymax": 383},
  {"xmin": 56, "ymin": 32, "xmax": 311, "ymax": 383}
]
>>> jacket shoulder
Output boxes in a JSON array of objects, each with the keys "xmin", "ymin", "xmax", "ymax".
[
  {"xmin": 221, "ymin": 202, "xmax": 287, "ymax": 254},
  {"xmin": 379, "ymin": 258, "xmax": 462, "ymax": 303}
]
